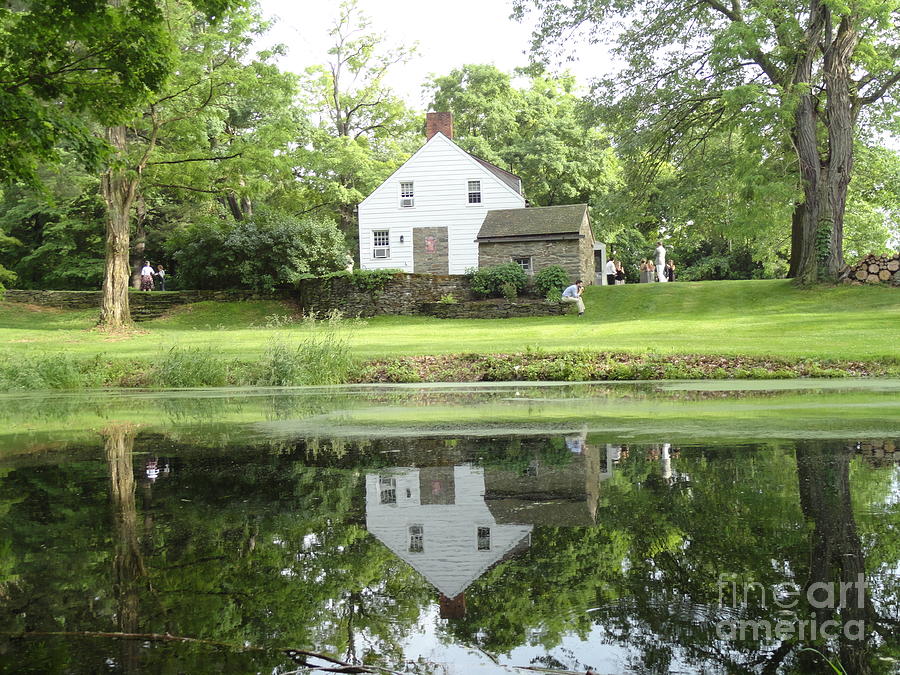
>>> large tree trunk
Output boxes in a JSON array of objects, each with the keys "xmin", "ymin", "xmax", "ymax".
[
  {"xmin": 130, "ymin": 196, "xmax": 147, "ymax": 290},
  {"xmin": 787, "ymin": 203, "xmax": 805, "ymax": 279},
  {"xmin": 100, "ymin": 126, "xmax": 138, "ymax": 328},
  {"xmin": 796, "ymin": 441, "xmax": 872, "ymax": 674},
  {"xmin": 821, "ymin": 14, "xmax": 858, "ymax": 279},
  {"xmin": 104, "ymin": 424, "xmax": 146, "ymax": 673}
]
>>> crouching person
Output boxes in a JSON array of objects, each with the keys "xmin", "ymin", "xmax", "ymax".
[{"xmin": 561, "ymin": 280, "xmax": 585, "ymax": 316}]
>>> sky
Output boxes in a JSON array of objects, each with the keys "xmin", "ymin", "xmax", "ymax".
[{"xmin": 254, "ymin": 0, "xmax": 611, "ymax": 107}]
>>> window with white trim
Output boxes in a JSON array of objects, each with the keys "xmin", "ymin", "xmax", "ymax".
[
  {"xmin": 409, "ymin": 525, "xmax": 424, "ymax": 553},
  {"xmin": 372, "ymin": 230, "xmax": 390, "ymax": 259},
  {"xmin": 513, "ymin": 257, "xmax": 532, "ymax": 275},
  {"xmin": 477, "ymin": 527, "xmax": 491, "ymax": 551},
  {"xmin": 379, "ymin": 477, "xmax": 396, "ymax": 504},
  {"xmin": 467, "ymin": 180, "xmax": 482, "ymax": 204},
  {"xmin": 399, "ymin": 181, "xmax": 414, "ymax": 207}
]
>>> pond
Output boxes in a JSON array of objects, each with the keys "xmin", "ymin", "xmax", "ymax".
[{"xmin": 1, "ymin": 380, "xmax": 898, "ymax": 674}]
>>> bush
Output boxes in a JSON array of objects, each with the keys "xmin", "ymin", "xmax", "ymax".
[
  {"xmin": 534, "ymin": 265, "xmax": 570, "ymax": 297},
  {"xmin": 500, "ymin": 281, "xmax": 518, "ymax": 301},
  {"xmin": 469, "ymin": 263, "xmax": 528, "ymax": 298},
  {"xmin": 168, "ymin": 209, "xmax": 349, "ymax": 291}
]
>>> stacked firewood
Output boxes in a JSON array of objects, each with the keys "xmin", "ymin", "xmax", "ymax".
[
  {"xmin": 840, "ymin": 252, "xmax": 900, "ymax": 285},
  {"xmin": 852, "ymin": 439, "xmax": 898, "ymax": 461}
]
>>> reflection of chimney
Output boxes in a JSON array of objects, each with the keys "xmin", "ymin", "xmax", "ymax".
[
  {"xmin": 439, "ymin": 592, "xmax": 466, "ymax": 619},
  {"xmin": 426, "ymin": 112, "xmax": 453, "ymax": 140}
]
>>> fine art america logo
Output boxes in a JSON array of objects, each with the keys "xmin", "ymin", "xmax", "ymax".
[{"xmin": 716, "ymin": 574, "xmax": 867, "ymax": 641}]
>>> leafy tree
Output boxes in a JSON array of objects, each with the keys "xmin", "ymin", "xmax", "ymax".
[
  {"xmin": 428, "ymin": 64, "xmax": 622, "ymax": 209},
  {"xmin": 0, "ymin": 0, "xmax": 234, "ymax": 186},
  {"xmin": 166, "ymin": 209, "xmax": 348, "ymax": 291},
  {"xmin": 0, "ymin": 159, "xmax": 105, "ymax": 289},
  {"xmin": 96, "ymin": 0, "xmax": 297, "ymax": 327},
  {"xmin": 294, "ymin": 0, "xmax": 420, "ymax": 248},
  {"xmin": 514, "ymin": 0, "xmax": 900, "ymax": 283}
]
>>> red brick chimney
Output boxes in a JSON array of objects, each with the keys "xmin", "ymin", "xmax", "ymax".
[
  {"xmin": 426, "ymin": 112, "xmax": 453, "ymax": 140},
  {"xmin": 439, "ymin": 593, "xmax": 466, "ymax": 619}
]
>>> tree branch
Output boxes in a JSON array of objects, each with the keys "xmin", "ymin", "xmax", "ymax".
[{"xmin": 147, "ymin": 152, "xmax": 241, "ymax": 166}]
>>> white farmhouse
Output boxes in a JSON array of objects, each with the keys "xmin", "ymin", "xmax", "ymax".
[
  {"xmin": 364, "ymin": 465, "xmax": 533, "ymax": 602},
  {"xmin": 357, "ymin": 112, "xmax": 526, "ymax": 275}
]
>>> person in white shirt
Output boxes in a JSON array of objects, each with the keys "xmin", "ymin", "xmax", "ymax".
[
  {"xmin": 605, "ymin": 258, "xmax": 616, "ymax": 286},
  {"xmin": 140, "ymin": 261, "xmax": 155, "ymax": 291},
  {"xmin": 561, "ymin": 280, "xmax": 585, "ymax": 315},
  {"xmin": 654, "ymin": 241, "xmax": 667, "ymax": 282}
]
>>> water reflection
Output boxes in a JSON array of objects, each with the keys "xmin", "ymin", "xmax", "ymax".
[{"xmin": 0, "ymin": 428, "xmax": 897, "ymax": 674}]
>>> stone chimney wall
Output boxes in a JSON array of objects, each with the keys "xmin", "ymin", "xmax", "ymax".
[{"xmin": 426, "ymin": 112, "xmax": 453, "ymax": 140}]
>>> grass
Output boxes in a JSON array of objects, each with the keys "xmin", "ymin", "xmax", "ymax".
[{"xmin": 0, "ymin": 280, "xmax": 897, "ymax": 389}]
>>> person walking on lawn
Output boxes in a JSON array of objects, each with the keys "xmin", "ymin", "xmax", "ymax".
[
  {"xmin": 655, "ymin": 241, "xmax": 667, "ymax": 282},
  {"xmin": 561, "ymin": 280, "xmax": 585, "ymax": 315},
  {"xmin": 140, "ymin": 261, "xmax": 155, "ymax": 291}
]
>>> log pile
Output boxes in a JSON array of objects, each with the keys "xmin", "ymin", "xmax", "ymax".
[
  {"xmin": 840, "ymin": 252, "xmax": 900, "ymax": 285},
  {"xmin": 852, "ymin": 439, "xmax": 898, "ymax": 462}
]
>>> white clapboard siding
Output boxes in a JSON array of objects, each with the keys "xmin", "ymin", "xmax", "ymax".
[
  {"xmin": 365, "ymin": 466, "xmax": 533, "ymax": 599},
  {"xmin": 358, "ymin": 133, "xmax": 526, "ymax": 274}
]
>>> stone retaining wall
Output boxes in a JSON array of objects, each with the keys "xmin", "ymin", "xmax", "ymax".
[
  {"xmin": 298, "ymin": 273, "xmax": 473, "ymax": 317},
  {"xmin": 420, "ymin": 299, "xmax": 569, "ymax": 319},
  {"xmin": 2, "ymin": 289, "xmax": 292, "ymax": 309}
]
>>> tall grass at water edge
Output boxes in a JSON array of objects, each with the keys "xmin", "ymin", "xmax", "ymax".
[{"xmin": 0, "ymin": 324, "xmax": 356, "ymax": 390}]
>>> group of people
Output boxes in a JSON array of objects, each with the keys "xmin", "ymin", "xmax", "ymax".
[
  {"xmin": 139, "ymin": 261, "xmax": 167, "ymax": 291},
  {"xmin": 605, "ymin": 241, "xmax": 676, "ymax": 285}
]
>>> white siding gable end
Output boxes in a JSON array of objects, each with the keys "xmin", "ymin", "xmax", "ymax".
[{"xmin": 358, "ymin": 133, "xmax": 526, "ymax": 274}]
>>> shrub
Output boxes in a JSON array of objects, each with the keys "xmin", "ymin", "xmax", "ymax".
[
  {"xmin": 168, "ymin": 209, "xmax": 348, "ymax": 291},
  {"xmin": 470, "ymin": 263, "xmax": 528, "ymax": 298},
  {"xmin": 438, "ymin": 293, "xmax": 458, "ymax": 304},
  {"xmin": 500, "ymin": 281, "xmax": 518, "ymax": 301},
  {"xmin": 534, "ymin": 265, "xmax": 570, "ymax": 297}
]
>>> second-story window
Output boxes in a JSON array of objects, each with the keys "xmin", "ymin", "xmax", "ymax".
[
  {"xmin": 467, "ymin": 180, "xmax": 482, "ymax": 204},
  {"xmin": 400, "ymin": 181, "xmax": 414, "ymax": 207}
]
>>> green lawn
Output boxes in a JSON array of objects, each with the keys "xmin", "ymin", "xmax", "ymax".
[{"xmin": 1, "ymin": 279, "xmax": 898, "ymax": 363}]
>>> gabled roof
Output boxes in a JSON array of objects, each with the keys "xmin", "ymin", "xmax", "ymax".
[
  {"xmin": 467, "ymin": 154, "xmax": 522, "ymax": 195},
  {"xmin": 477, "ymin": 204, "xmax": 589, "ymax": 239},
  {"xmin": 358, "ymin": 132, "xmax": 524, "ymax": 208}
]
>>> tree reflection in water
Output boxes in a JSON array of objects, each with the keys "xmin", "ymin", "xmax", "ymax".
[{"xmin": 0, "ymin": 433, "xmax": 896, "ymax": 674}]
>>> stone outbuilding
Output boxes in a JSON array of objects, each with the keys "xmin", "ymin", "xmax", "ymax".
[{"xmin": 476, "ymin": 203, "xmax": 596, "ymax": 283}]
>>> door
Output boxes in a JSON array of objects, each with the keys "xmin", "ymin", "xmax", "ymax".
[{"xmin": 413, "ymin": 227, "xmax": 449, "ymax": 274}]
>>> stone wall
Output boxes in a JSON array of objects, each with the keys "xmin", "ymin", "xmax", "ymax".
[
  {"xmin": 478, "ymin": 238, "xmax": 595, "ymax": 283},
  {"xmin": 420, "ymin": 299, "xmax": 569, "ymax": 319},
  {"xmin": 298, "ymin": 273, "xmax": 473, "ymax": 317},
  {"xmin": 2, "ymin": 289, "xmax": 292, "ymax": 310}
]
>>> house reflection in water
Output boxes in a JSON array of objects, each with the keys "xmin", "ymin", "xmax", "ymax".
[{"xmin": 365, "ymin": 439, "xmax": 621, "ymax": 618}]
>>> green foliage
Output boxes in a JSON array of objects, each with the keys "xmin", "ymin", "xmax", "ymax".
[
  {"xmin": 428, "ymin": 64, "xmax": 622, "ymax": 210},
  {"xmin": 167, "ymin": 210, "xmax": 348, "ymax": 291},
  {"xmin": 438, "ymin": 293, "xmax": 458, "ymax": 304},
  {"xmin": 0, "ymin": 352, "xmax": 106, "ymax": 390},
  {"xmin": 150, "ymin": 346, "xmax": 230, "ymax": 388},
  {"xmin": 469, "ymin": 263, "xmax": 528, "ymax": 298},
  {"xmin": 0, "ymin": 161, "xmax": 105, "ymax": 289},
  {"xmin": 0, "ymin": 0, "xmax": 240, "ymax": 185},
  {"xmin": 500, "ymin": 281, "xmax": 519, "ymax": 301},
  {"xmin": 534, "ymin": 265, "xmax": 571, "ymax": 297},
  {"xmin": 255, "ymin": 329, "xmax": 354, "ymax": 387}
]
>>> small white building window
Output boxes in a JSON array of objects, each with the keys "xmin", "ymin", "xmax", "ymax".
[
  {"xmin": 467, "ymin": 180, "xmax": 482, "ymax": 204},
  {"xmin": 513, "ymin": 257, "xmax": 532, "ymax": 275},
  {"xmin": 409, "ymin": 524, "xmax": 424, "ymax": 553},
  {"xmin": 399, "ymin": 181, "xmax": 414, "ymax": 207},
  {"xmin": 477, "ymin": 527, "xmax": 491, "ymax": 551},
  {"xmin": 373, "ymin": 230, "xmax": 390, "ymax": 259},
  {"xmin": 379, "ymin": 477, "xmax": 396, "ymax": 504}
]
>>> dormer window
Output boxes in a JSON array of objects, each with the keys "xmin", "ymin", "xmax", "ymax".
[
  {"xmin": 400, "ymin": 181, "xmax": 414, "ymax": 208},
  {"xmin": 467, "ymin": 180, "xmax": 482, "ymax": 204}
]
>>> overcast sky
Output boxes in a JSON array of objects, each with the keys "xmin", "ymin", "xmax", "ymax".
[{"xmin": 254, "ymin": 0, "xmax": 611, "ymax": 107}]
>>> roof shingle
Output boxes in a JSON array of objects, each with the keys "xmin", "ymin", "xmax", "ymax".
[{"xmin": 477, "ymin": 204, "xmax": 589, "ymax": 239}]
